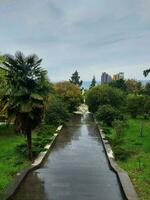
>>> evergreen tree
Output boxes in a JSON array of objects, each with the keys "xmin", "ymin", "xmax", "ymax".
[
  {"xmin": 90, "ymin": 76, "xmax": 96, "ymax": 88},
  {"xmin": 69, "ymin": 70, "xmax": 83, "ymax": 87},
  {"xmin": 143, "ymin": 68, "xmax": 150, "ymax": 77}
]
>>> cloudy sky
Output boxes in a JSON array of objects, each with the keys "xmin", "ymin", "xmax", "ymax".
[{"xmin": 0, "ymin": 0, "xmax": 150, "ymax": 81}]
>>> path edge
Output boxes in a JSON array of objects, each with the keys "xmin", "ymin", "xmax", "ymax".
[
  {"xmin": 1, "ymin": 125, "xmax": 63, "ymax": 200},
  {"xmin": 94, "ymin": 117, "xmax": 139, "ymax": 200}
]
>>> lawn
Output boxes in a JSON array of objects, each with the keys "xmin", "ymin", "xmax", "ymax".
[
  {"xmin": 0, "ymin": 124, "xmax": 56, "ymax": 197},
  {"xmin": 102, "ymin": 118, "xmax": 150, "ymax": 200}
]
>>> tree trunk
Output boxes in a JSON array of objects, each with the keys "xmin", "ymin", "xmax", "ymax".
[{"xmin": 27, "ymin": 130, "xmax": 32, "ymax": 160}]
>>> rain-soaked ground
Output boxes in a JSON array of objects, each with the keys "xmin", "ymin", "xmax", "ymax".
[{"xmin": 10, "ymin": 113, "xmax": 124, "ymax": 200}]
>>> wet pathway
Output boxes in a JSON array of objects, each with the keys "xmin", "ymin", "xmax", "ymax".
[{"xmin": 11, "ymin": 114, "xmax": 124, "ymax": 200}]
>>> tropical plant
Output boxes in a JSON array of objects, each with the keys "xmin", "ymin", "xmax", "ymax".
[{"xmin": 1, "ymin": 51, "xmax": 50, "ymax": 159}]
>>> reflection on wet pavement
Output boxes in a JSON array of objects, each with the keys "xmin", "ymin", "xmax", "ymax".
[{"xmin": 11, "ymin": 113, "xmax": 124, "ymax": 200}]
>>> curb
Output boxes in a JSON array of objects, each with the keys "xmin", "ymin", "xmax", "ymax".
[
  {"xmin": 94, "ymin": 118, "xmax": 139, "ymax": 200},
  {"xmin": 1, "ymin": 125, "xmax": 63, "ymax": 200}
]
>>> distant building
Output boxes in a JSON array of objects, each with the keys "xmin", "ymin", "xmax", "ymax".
[
  {"xmin": 113, "ymin": 72, "xmax": 124, "ymax": 80},
  {"xmin": 101, "ymin": 72, "xmax": 112, "ymax": 84}
]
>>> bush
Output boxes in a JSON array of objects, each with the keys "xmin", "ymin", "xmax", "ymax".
[
  {"xmin": 45, "ymin": 96, "xmax": 70, "ymax": 125},
  {"xmin": 127, "ymin": 95, "xmax": 145, "ymax": 118},
  {"xmin": 54, "ymin": 81, "xmax": 83, "ymax": 112},
  {"xmin": 16, "ymin": 125, "xmax": 55, "ymax": 158},
  {"xmin": 86, "ymin": 84, "xmax": 125, "ymax": 113},
  {"xmin": 113, "ymin": 146, "xmax": 131, "ymax": 161},
  {"xmin": 112, "ymin": 120, "xmax": 125, "ymax": 137},
  {"xmin": 96, "ymin": 105, "xmax": 124, "ymax": 126}
]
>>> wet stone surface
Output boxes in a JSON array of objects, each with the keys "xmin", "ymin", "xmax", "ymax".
[{"xmin": 10, "ymin": 114, "xmax": 124, "ymax": 200}]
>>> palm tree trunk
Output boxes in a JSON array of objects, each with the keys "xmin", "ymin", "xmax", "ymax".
[{"xmin": 27, "ymin": 130, "xmax": 32, "ymax": 160}]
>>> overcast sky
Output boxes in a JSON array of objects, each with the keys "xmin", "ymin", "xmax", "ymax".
[{"xmin": 0, "ymin": 0, "xmax": 150, "ymax": 81}]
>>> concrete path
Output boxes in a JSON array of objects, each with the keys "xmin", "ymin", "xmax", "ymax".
[{"xmin": 11, "ymin": 114, "xmax": 124, "ymax": 200}]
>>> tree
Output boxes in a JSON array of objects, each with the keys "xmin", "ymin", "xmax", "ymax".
[
  {"xmin": 86, "ymin": 84, "xmax": 125, "ymax": 113},
  {"xmin": 0, "ymin": 56, "xmax": 8, "ymax": 117},
  {"xmin": 127, "ymin": 95, "xmax": 145, "ymax": 118},
  {"xmin": 144, "ymin": 82, "xmax": 150, "ymax": 96},
  {"xmin": 109, "ymin": 79, "xmax": 127, "ymax": 91},
  {"xmin": 90, "ymin": 76, "xmax": 96, "ymax": 88},
  {"xmin": 125, "ymin": 79, "xmax": 142, "ymax": 94},
  {"xmin": 1, "ymin": 52, "xmax": 50, "ymax": 159},
  {"xmin": 143, "ymin": 69, "xmax": 150, "ymax": 77},
  {"xmin": 45, "ymin": 96, "xmax": 70, "ymax": 125},
  {"xmin": 69, "ymin": 70, "xmax": 83, "ymax": 87},
  {"xmin": 54, "ymin": 81, "xmax": 83, "ymax": 112},
  {"xmin": 96, "ymin": 105, "xmax": 124, "ymax": 126}
]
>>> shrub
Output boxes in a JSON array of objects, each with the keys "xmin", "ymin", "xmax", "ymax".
[
  {"xmin": 127, "ymin": 95, "xmax": 145, "ymax": 118},
  {"xmin": 96, "ymin": 105, "xmax": 124, "ymax": 126},
  {"xmin": 112, "ymin": 120, "xmax": 125, "ymax": 137},
  {"xmin": 16, "ymin": 125, "xmax": 55, "ymax": 158},
  {"xmin": 143, "ymin": 96, "xmax": 150, "ymax": 118},
  {"xmin": 86, "ymin": 84, "xmax": 125, "ymax": 113},
  {"xmin": 113, "ymin": 146, "xmax": 131, "ymax": 161},
  {"xmin": 45, "ymin": 96, "xmax": 70, "ymax": 125},
  {"xmin": 54, "ymin": 81, "xmax": 83, "ymax": 112}
]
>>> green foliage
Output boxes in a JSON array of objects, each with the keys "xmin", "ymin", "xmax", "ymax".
[
  {"xmin": 113, "ymin": 146, "xmax": 131, "ymax": 160},
  {"xmin": 144, "ymin": 82, "xmax": 150, "ymax": 95},
  {"xmin": 1, "ymin": 51, "xmax": 50, "ymax": 159},
  {"xmin": 100, "ymin": 118, "xmax": 150, "ymax": 199},
  {"xmin": 112, "ymin": 120, "xmax": 126, "ymax": 137},
  {"xmin": 16, "ymin": 124, "xmax": 55, "ymax": 157},
  {"xmin": 125, "ymin": 79, "xmax": 142, "ymax": 94},
  {"xmin": 54, "ymin": 81, "xmax": 83, "ymax": 112},
  {"xmin": 0, "ymin": 125, "xmax": 30, "ymax": 196},
  {"xmin": 143, "ymin": 68, "xmax": 150, "ymax": 77},
  {"xmin": 96, "ymin": 105, "xmax": 124, "ymax": 126},
  {"xmin": 69, "ymin": 70, "xmax": 83, "ymax": 87},
  {"xmin": 109, "ymin": 79, "xmax": 127, "ymax": 91},
  {"xmin": 86, "ymin": 84, "xmax": 125, "ymax": 113},
  {"xmin": 45, "ymin": 96, "xmax": 70, "ymax": 125},
  {"xmin": 127, "ymin": 95, "xmax": 146, "ymax": 118},
  {"xmin": 90, "ymin": 75, "xmax": 96, "ymax": 89}
]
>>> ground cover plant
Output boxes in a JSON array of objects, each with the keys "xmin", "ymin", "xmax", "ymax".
[
  {"xmin": 0, "ymin": 123, "xmax": 56, "ymax": 197},
  {"xmin": 100, "ymin": 118, "xmax": 150, "ymax": 200}
]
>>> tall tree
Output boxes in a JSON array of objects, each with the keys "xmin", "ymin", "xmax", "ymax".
[
  {"xmin": 109, "ymin": 79, "xmax": 127, "ymax": 91},
  {"xmin": 143, "ymin": 69, "xmax": 150, "ymax": 77},
  {"xmin": 125, "ymin": 79, "xmax": 142, "ymax": 94},
  {"xmin": 1, "ymin": 52, "xmax": 50, "ymax": 159},
  {"xmin": 69, "ymin": 70, "xmax": 83, "ymax": 87},
  {"xmin": 90, "ymin": 76, "xmax": 96, "ymax": 88}
]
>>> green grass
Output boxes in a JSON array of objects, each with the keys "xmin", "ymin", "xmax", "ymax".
[
  {"xmin": 0, "ymin": 124, "xmax": 56, "ymax": 197},
  {"xmin": 0, "ymin": 125, "xmax": 30, "ymax": 196},
  {"xmin": 101, "ymin": 118, "xmax": 150, "ymax": 200}
]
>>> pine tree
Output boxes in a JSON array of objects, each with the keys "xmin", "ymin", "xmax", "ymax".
[
  {"xmin": 90, "ymin": 76, "xmax": 96, "ymax": 88},
  {"xmin": 69, "ymin": 70, "xmax": 83, "ymax": 87}
]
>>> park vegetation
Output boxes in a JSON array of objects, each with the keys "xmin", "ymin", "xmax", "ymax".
[
  {"xmin": 86, "ymin": 78, "xmax": 150, "ymax": 199},
  {"xmin": 0, "ymin": 52, "xmax": 83, "ymax": 196}
]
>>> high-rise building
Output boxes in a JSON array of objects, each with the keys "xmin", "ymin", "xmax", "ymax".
[
  {"xmin": 101, "ymin": 72, "xmax": 112, "ymax": 84},
  {"xmin": 113, "ymin": 72, "xmax": 124, "ymax": 80}
]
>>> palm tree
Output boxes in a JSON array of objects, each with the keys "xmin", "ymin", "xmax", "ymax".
[{"xmin": 1, "ymin": 51, "xmax": 50, "ymax": 159}]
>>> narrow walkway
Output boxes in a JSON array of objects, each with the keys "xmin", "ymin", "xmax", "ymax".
[{"xmin": 11, "ymin": 114, "xmax": 124, "ymax": 200}]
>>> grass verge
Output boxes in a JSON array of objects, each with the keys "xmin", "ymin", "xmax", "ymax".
[
  {"xmin": 0, "ymin": 124, "xmax": 56, "ymax": 197},
  {"xmin": 100, "ymin": 118, "xmax": 150, "ymax": 200}
]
